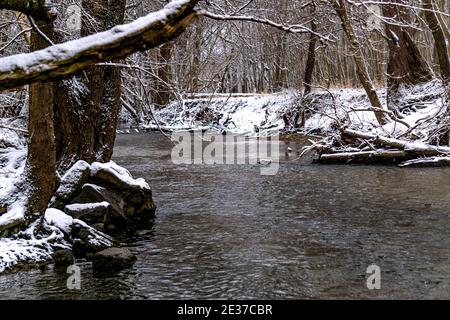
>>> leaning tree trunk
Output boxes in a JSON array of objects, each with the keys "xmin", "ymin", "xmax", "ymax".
[
  {"xmin": 423, "ymin": 0, "xmax": 450, "ymax": 82},
  {"xmin": 331, "ymin": 0, "xmax": 389, "ymax": 125},
  {"xmin": 26, "ymin": 19, "xmax": 57, "ymax": 217}
]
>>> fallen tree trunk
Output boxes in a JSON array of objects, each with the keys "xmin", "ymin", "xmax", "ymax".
[
  {"xmin": 312, "ymin": 128, "xmax": 450, "ymax": 165},
  {"xmin": 316, "ymin": 150, "xmax": 407, "ymax": 164},
  {"xmin": 399, "ymin": 157, "xmax": 450, "ymax": 167},
  {"xmin": 342, "ymin": 129, "xmax": 450, "ymax": 155}
]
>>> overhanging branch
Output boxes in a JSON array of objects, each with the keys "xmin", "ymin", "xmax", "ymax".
[{"xmin": 0, "ymin": 0, "xmax": 199, "ymax": 91}]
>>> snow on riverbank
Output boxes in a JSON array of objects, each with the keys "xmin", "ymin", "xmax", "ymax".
[
  {"xmin": 144, "ymin": 92, "xmax": 297, "ymax": 135},
  {"xmin": 0, "ymin": 119, "xmax": 28, "ymax": 232},
  {"xmin": 0, "ymin": 209, "xmax": 71, "ymax": 273},
  {"xmin": 144, "ymin": 80, "xmax": 445, "ymax": 142}
]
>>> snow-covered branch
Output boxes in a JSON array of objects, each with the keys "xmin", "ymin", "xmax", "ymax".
[
  {"xmin": 199, "ymin": 10, "xmax": 332, "ymax": 42},
  {"xmin": 0, "ymin": 0, "xmax": 199, "ymax": 91}
]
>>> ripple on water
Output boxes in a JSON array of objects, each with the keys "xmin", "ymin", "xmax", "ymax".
[{"xmin": 1, "ymin": 133, "xmax": 450, "ymax": 299}]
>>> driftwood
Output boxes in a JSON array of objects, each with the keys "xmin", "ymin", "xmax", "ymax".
[
  {"xmin": 399, "ymin": 157, "xmax": 450, "ymax": 167},
  {"xmin": 342, "ymin": 129, "xmax": 450, "ymax": 156},
  {"xmin": 312, "ymin": 128, "xmax": 450, "ymax": 166}
]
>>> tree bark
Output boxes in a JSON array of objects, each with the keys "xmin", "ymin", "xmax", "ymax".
[
  {"xmin": 153, "ymin": 42, "xmax": 174, "ymax": 107},
  {"xmin": 331, "ymin": 0, "xmax": 389, "ymax": 125},
  {"xmin": 423, "ymin": 0, "xmax": 450, "ymax": 82},
  {"xmin": 303, "ymin": 9, "xmax": 318, "ymax": 96},
  {"xmin": 55, "ymin": 0, "xmax": 125, "ymax": 170},
  {"xmin": 26, "ymin": 19, "xmax": 57, "ymax": 218},
  {"xmin": 52, "ymin": 0, "xmax": 195, "ymax": 170},
  {"xmin": 382, "ymin": 1, "xmax": 433, "ymax": 92},
  {"xmin": 0, "ymin": 0, "xmax": 55, "ymax": 22},
  {"xmin": 423, "ymin": 0, "xmax": 450, "ymax": 145}
]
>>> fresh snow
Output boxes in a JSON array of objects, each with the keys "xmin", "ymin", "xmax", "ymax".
[
  {"xmin": 0, "ymin": 209, "xmax": 73, "ymax": 273},
  {"xmin": 0, "ymin": 0, "xmax": 193, "ymax": 77},
  {"xmin": 0, "ymin": 203, "xmax": 25, "ymax": 230},
  {"xmin": 146, "ymin": 80, "xmax": 446, "ymax": 143},
  {"xmin": 90, "ymin": 161, "xmax": 150, "ymax": 190},
  {"xmin": 65, "ymin": 201, "xmax": 110, "ymax": 212},
  {"xmin": 44, "ymin": 208, "xmax": 74, "ymax": 234},
  {"xmin": 55, "ymin": 160, "xmax": 90, "ymax": 200},
  {"xmin": 145, "ymin": 92, "xmax": 296, "ymax": 135}
]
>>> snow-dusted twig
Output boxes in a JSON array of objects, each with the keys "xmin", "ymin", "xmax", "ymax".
[
  {"xmin": 199, "ymin": 10, "xmax": 332, "ymax": 42},
  {"xmin": 0, "ymin": 124, "xmax": 28, "ymax": 134}
]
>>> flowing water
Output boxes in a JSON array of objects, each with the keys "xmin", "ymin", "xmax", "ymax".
[{"xmin": 1, "ymin": 132, "xmax": 450, "ymax": 299}]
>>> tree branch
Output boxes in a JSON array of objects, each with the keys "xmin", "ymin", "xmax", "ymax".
[
  {"xmin": 0, "ymin": 0, "xmax": 199, "ymax": 91},
  {"xmin": 199, "ymin": 10, "xmax": 332, "ymax": 42}
]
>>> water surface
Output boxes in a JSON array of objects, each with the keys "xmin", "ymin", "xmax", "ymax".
[{"xmin": 1, "ymin": 132, "xmax": 449, "ymax": 299}]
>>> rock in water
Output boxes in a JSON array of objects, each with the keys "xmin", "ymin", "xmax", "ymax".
[
  {"xmin": 92, "ymin": 247, "xmax": 136, "ymax": 272},
  {"xmin": 53, "ymin": 249, "xmax": 74, "ymax": 268},
  {"xmin": 71, "ymin": 220, "xmax": 114, "ymax": 257},
  {"xmin": 64, "ymin": 201, "xmax": 111, "ymax": 225}
]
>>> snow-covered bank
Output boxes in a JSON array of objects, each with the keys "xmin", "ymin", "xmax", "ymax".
[
  {"xmin": 141, "ymin": 81, "xmax": 449, "ymax": 165},
  {"xmin": 0, "ymin": 118, "xmax": 28, "ymax": 232},
  {"xmin": 144, "ymin": 81, "xmax": 445, "ymax": 141},
  {"xmin": 144, "ymin": 92, "xmax": 297, "ymax": 135},
  {"xmin": 1, "ymin": 117, "xmax": 155, "ymax": 273},
  {"xmin": 0, "ymin": 209, "xmax": 113, "ymax": 273}
]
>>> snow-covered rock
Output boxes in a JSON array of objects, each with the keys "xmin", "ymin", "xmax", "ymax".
[
  {"xmin": 0, "ymin": 203, "xmax": 25, "ymax": 232},
  {"xmin": 64, "ymin": 201, "xmax": 111, "ymax": 227},
  {"xmin": 53, "ymin": 160, "xmax": 91, "ymax": 205},
  {"xmin": 71, "ymin": 219, "xmax": 114, "ymax": 257},
  {"xmin": 90, "ymin": 161, "xmax": 150, "ymax": 190},
  {"xmin": 45, "ymin": 208, "xmax": 74, "ymax": 235}
]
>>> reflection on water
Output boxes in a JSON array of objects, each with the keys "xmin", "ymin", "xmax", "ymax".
[{"xmin": 1, "ymin": 132, "xmax": 450, "ymax": 299}]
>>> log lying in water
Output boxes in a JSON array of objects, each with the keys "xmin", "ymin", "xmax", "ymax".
[
  {"xmin": 317, "ymin": 150, "xmax": 406, "ymax": 164},
  {"xmin": 399, "ymin": 157, "xmax": 450, "ymax": 167},
  {"xmin": 342, "ymin": 129, "xmax": 450, "ymax": 156},
  {"xmin": 314, "ymin": 129, "xmax": 450, "ymax": 165}
]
